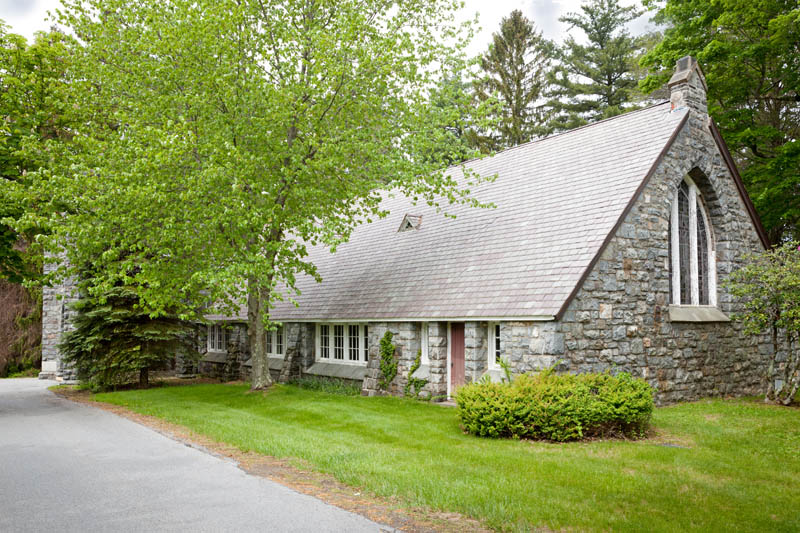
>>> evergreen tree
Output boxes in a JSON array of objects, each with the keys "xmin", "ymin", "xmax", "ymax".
[
  {"xmin": 472, "ymin": 10, "xmax": 551, "ymax": 151},
  {"xmin": 422, "ymin": 73, "xmax": 483, "ymax": 166},
  {"xmin": 60, "ymin": 284, "xmax": 196, "ymax": 390},
  {"xmin": 547, "ymin": 0, "xmax": 644, "ymax": 131}
]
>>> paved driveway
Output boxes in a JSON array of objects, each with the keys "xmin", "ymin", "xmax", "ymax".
[{"xmin": 0, "ymin": 378, "xmax": 388, "ymax": 532}]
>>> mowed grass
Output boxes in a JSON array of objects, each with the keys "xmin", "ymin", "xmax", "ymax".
[{"xmin": 94, "ymin": 384, "xmax": 800, "ymax": 532}]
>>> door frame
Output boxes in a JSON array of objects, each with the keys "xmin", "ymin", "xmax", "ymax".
[
  {"xmin": 446, "ymin": 322, "xmax": 452, "ymax": 398},
  {"xmin": 446, "ymin": 322, "xmax": 466, "ymax": 399}
]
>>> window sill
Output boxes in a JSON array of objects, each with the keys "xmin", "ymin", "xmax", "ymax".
[
  {"xmin": 306, "ymin": 361, "xmax": 367, "ymax": 380},
  {"xmin": 668, "ymin": 305, "xmax": 730, "ymax": 323},
  {"xmin": 412, "ymin": 364, "xmax": 431, "ymax": 380}
]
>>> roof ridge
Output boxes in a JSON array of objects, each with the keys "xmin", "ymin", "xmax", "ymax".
[{"xmin": 451, "ymin": 101, "xmax": 671, "ymax": 169}]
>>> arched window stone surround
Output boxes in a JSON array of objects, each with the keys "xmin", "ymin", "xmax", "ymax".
[{"xmin": 668, "ymin": 165, "xmax": 730, "ymax": 322}]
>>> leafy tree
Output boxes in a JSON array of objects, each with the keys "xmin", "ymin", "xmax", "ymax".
[
  {"xmin": 726, "ymin": 242, "xmax": 800, "ymax": 405},
  {"xmin": 640, "ymin": 0, "xmax": 800, "ymax": 243},
  {"xmin": 547, "ymin": 0, "xmax": 644, "ymax": 131},
  {"xmin": 14, "ymin": 0, "xmax": 488, "ymax": 390},
  {"xmin": 0, "ymin": 24, "xmax": 74, "ymax": 375},
  {"xmin": 60, "ymin": 284, "xmax": 196, "ymax": 390},
  {"xmin": 472, "ymin": 9, "xmax": 551, "ymax": 151},
  {"xmin": 0, "ymin": 23, "xmax": 73, "ymax": 283}
]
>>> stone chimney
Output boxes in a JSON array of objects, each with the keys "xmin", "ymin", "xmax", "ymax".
[{"xmin": 668, "ymin": 56, "xmax": 708, "ymax": 116}]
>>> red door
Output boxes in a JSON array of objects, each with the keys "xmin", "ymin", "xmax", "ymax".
[{"xmin": 450, "ymin": 322, "xmax": 465, "ymax": 394}]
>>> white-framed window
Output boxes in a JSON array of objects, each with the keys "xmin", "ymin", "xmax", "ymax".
[
  {"xmin": 670, "ymin": 176, "xmax": 716, "ymax": 306},
  {"xmin": 487, "ymin": 322, "xmax": 502, "ymax": 369},
  {"xmin": 316, "ymin": 323, "xmax": 369, "ymax": 364},
  {"xmin": 419, "ymin": 322, "xmax": 429, "ymax": 365},
  {"xmin": 207, "ymin": 324, "xmax": 227, "ymax": 353},
  {"xmin": 266, "ymin": 325, "xmax": 285, "ymax": 357}
]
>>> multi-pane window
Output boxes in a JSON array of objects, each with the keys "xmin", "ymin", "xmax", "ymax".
[
  {"xmin": 316, "ymin": 323, "xmax": 369, "ymax": 363},
  {"xmin": 267, "ymin": 325, "xmax": 284, "ymax": 356},
  {"xmin": 363, "ymin": 326, "xmax": 369, "ymax": 362},
  {"xmin": 207, "ymin": 324, "xmax": 227, "ymax": 352},
  {"xmin": 320, "ymin": 325, "xmax": 330, "ymax": 359},
  {"xmin": 348, "ymin": 325, "xmax": 360, "ymax": 361},
  {"xmin": 487, "ymin": 322, "xmax": 502, "ymax": 368},
  {"xmin": 670, "ymin": 177, "xmax": 716, "ymax": 306},
  {"xmin": 334, "ymin": 325, "xmax": 345, "ymax": 360}
]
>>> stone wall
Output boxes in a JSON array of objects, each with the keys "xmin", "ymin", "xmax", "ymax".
[
  {"xmin": 39, "ymin": 259, "xmax": 79, "ymax": 382},
  {"xmin": 361, "ymin": 321, "xmax": 448, "ymax": 398}
]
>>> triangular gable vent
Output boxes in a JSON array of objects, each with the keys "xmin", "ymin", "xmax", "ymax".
[{"xmin": 398, "ymin": 214, "xmax": 422, "ymax": 232}]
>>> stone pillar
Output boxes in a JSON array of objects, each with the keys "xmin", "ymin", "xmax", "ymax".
[
  {"xmin": 175, "ymin": 324, "xmax": 200, "ymax": 377},
  {"xmin": 223, "ymin": 324, "xmax": 249, "ymax": 381},
  {"xmin": 279, "ymin": 323, "xmax": 312, "ymax": 383},
  {"xmin": 362, "ymin": 322, "xmax": 388, "ymax": 396},
  {"xmin": 395, "ymin": 322, "xmax": 420, "ymax": 395},
  {"xmin": 39, "ymin": 259, "xmax": 79, "ymax": 382},
  {"xmin": 464, "ymin": 321, "xmax": 487, "ymax": 384},
  {"xmin": 427, "ymin": 322, "xmax": 448, "ymax": 398}
]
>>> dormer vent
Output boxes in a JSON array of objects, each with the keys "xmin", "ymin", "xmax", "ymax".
[{"xmin": 398, "ymin": 214, "xmax": 422, "ymax": 232}]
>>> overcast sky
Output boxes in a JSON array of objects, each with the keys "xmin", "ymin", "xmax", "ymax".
[{"xmin": 1, "ymin": 0, "xmax": 658, "ymax": 56}]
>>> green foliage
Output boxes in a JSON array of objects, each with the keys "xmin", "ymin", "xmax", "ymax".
[
  {"xmin": 0, "ymin": 24, "xmax": 74, "ymax": 284},
  {"xmin": 547, "ymin": 0, "xmax": 647, "ymax": 131},
  {"xmin": 288, "ymin": 375, "xmax": 362, "ymax": 396},
  {"xmin": 498, "ymin": 356, "xmax": 514, "ymax": 383},
  {"xmin": 423, "ymin": 73, "xmax": 489, "ymax": 166},
  {"xmin": 640, "ymin": 0, "xmax": 800, "ymax": 242},
  {"xmin": 472, "ymin": 9, "xmax": 552, "ymax": 150},
  {"xmin": 725, "ymin": 241, "xmax": 800, "ymax": 405},
  {"xmin": 2, "ymin": 357, "xmax": 37, "ymax": 378},
  {"xmin": 11, "ymin": 0, "xmax": 491, "ymax": 390},
  {"xmin": 456, "ymin": 369, "xmax": 654, "ymax": 441},
  {"xmin": 60, "ymin": 285, "xmax": 196, "ymax": 391},
  {"xmin": 403, "ymin": 349, "xmax": 428, "ymax": 398},
  {"xmin": 378, "ymin": 330, "xmax": 397, "ymax": 391}
]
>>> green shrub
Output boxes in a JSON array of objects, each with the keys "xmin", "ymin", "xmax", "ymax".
[{"xmin": 456, "ymin": 369, "xmax": 654, "ymax": 442}]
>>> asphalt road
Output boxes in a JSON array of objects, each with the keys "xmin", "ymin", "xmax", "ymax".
[{"xmin": 0, "ymin": 378, "xmax": 388, "ymax": 532}]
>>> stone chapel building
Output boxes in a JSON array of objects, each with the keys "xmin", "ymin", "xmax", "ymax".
[{"xmin": 41, "ymin": 57, "xmax": 771, "ymax": 403}]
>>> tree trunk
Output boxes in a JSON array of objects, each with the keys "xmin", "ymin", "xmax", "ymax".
[
  {"xmin": 139, "ymin": 368, "xmax": 149, "ymax": 388},
  {"xmin": 248, "ymin": 280, "xmax": 273, "ymax": 391}
]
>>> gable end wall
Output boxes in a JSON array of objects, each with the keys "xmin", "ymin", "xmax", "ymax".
[{"xmin": 552, "ymin": 114, "xmax": 769, "ymax": 403}]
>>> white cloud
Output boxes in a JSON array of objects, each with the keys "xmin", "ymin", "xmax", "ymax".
[{"xmin": 0, "ymin": 0, "xmax": 61, "ymax": 40}]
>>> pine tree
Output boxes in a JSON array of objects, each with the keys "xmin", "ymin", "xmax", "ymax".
[
  {"xmin": 60, "ymin": 284, "xmax": 196, "ymax": 390},
  {"xmin": 547, "ymin": 0, "xmax": 644, "ymax": 131},
  {"xmin": 472, "ymin": 10, "xmax": 552, "ymax": 151}
]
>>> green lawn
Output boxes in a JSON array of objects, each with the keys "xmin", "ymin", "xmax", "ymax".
[{"xmin": 94, "ymin": 384, "xmax": 800, "ymax": 532}]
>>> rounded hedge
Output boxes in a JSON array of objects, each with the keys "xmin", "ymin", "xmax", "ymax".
[{"xmin": 455, "ymin": 369, "xmax": 654, "ymax": 442}]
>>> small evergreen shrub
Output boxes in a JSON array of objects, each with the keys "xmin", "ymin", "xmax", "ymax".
[{"xmin": 456, "ymin": 369, "xmax": 654, "ymax": 442}]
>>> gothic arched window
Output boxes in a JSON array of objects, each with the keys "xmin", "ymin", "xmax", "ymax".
[{"xmin": 670, "ymin": 177, "xmax": 716, "ymax": 306}]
